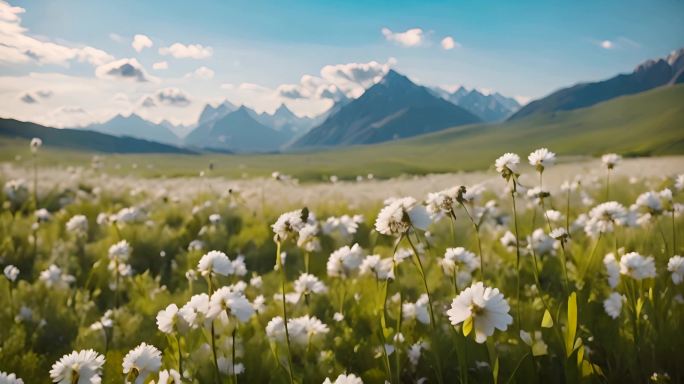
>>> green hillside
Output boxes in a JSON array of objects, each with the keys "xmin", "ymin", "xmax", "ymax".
[{"xmin": 1, "ymin": 85, "xmax": 683, "ymax": 180}]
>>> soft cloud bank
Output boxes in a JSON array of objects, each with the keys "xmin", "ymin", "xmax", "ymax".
[
  {"xmin": 277, "ymin": 58, "xmax": 396, "ymax": 101},
  {"xmin": 159, "ymin": 43, "xmax": 213, "ymax": 59},
  {"xmin": 95, "ymin": 58, "xmax": 151, "ymax": 82},
  {"xmin": 132, "ymin": 34, "xmax": 153, "ymax": 52},
  {"xmin": 0, "ymin": 1, "xmax": 114, "ymax": 66},
  {"xmin": 441, "ymin": 36, "xmax": 459, "ymax": 50},
  {"xmin": 381, "ymin": 27, "xmax": 424, "ymax": 47}
]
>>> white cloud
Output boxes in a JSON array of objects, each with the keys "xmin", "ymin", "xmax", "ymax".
[
  {"xmin": 109, "ymin": 33, "xmax": 124, "ymax": 43},
  {"xmin": 18, "ymin": 89, "xmax": 52, "ymax": 104},
  {"xmin": 152, "ymin": 61, "xmax": 168, "ymax": 70},
  {"xmin": 19, "ymin": 92, "xmax": 36, "ymax": 103},
  {"xmin": 36, "ymin": 89, "xmax": 53, "ymax": 98},
  {"xmin": 600, "ymin": 40, "xmax": 614, "ymax": 49},
  {"xmin": 238, "ymin": 82, "xmax": 270, "ymax": 92},
  {"xmin": 381, "ymin": 27, "xmax": 424, "ymax": 47},
  {"xmin": 155, "ymin": 87, "xmax": 191, "ymax": 106},
  {"xmin": 159, "ymin": 43, "xmax": 213, "ymax": 59},
  {"xmin": 440, "ymin": 36, "xmax": 459, "ymax": 50},
  {"xmin": 49, "ymin": 106, "xmax": 90, "ymax": 127},
  {"xmin": 187, "ymin": 66, "xmax": 214, "ymax": 80},
  {"xmin": 95, "ymin": 58, "xmax": 151, "ymax": 82},
  {"xmin": 0, "ymin": 1, "xmax": 114, "ymax": 66},
  {"xmin": 132, "ymin": 34, "xmax": 153, "ymax": 52},
  {"xmin": 277, "ymin": 58, "xmax": 396, "ymax": 100},
  {"xmin": 514, "ymin": 95, "xmax": 531, "ymax": 105},
  {"xmin": 139, "ymin": 95, "xmax": 157, "ymax": 108},
  {"xmin": 112, "ymin": 93, "xmax": 129, "ymax": 103}
]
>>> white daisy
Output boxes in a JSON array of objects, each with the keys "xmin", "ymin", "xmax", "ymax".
[
  {"xmin": 197, "ymin": 250, "xmax": 233, "ymax": 277},
  {"xmin": 603, "ymin": 292, "xmax": 624, "ymax": 319},
  {"xmin": 425, "ymin": 187, "xmax": 459, "ymax": 219},
  {"xmin": 288, "ymin": 315, "xmax": 330, "ymax": 347},
  {"xmin": 519, "ymin": 330, "xmax": 548, "ymax": 356},
  {"xmin": 667, "ymin": 255, "xmax": 684, "ymax": 284},
  {"xmin": 155, "ymin": 369, "xmax": 181, "ymax": 384},
  {"xmin": 179, "ymin": 294, "xmax": 210, "ymax": 328},
  {"xmin": 603, "ymin": 253, "xmax": 620, "ymax": 288},
  {"xmin": 290, "ymin": 273, "xmax": 327, "ymax": 303},
  {"xmin": 265, "ymin": 316, "xmax": 286, "ymax": 343},
  {"xmin": 584, "ymin": 201, "xmax": 630, "ymax": 237},
  {"xmin": 402, "ymin": 294, "xmax": 431, "ymax": 325},
  {"xmin": 322, "ymin": 373, "xmax": 363, "ymax": 384},
  {"xmin": 66, "ymin": 215, "xmax": 88, "ymax": 235},
  {"xmin": 30, "ymin": 137, "xmax": 42, "ymax": 152},
  {"xmin": 4, "ymin": 265, "xmax": 19, "ymax": 282},
  {"xmin": 375, "ymin": 197, "xmax": 430, "ymax": 236},
  {"xmin": 156, "ymin": 303, "xmax": 185, "ymax": 334},
  {"xmin": 326, "ymin": 244, "xmax": 364, "ymax": 277},
  {"xmin": 272, "ymin": 209, "xmax": 309, "ymax": 241},
  {"xmin": 446, "ymin": 282, "xmax": 513, "ymax": 343},
  {"xmin": 619, "ymin": 252, "xmax": 656, "ymax": 280},
  {"xmin": 359, "ymin": 254, "xmax": 394, "ymax": 281},
  {"xmin": 35, "ymin": 208, "xmax": 52, "ymax": 222},
  {"xmin": 495, "ymin": 152, "xmax": 520, "ymax": 180},
  {"xmin": 207, "ymin": 287, "xmax": 255, "ymax": 322},
  {"xmin": 675, "ymin": 174, "xmax": 684, "ymax": 191},
  {"xmin": 122, "ymin": 343, "xmax": 162, "ymax": 384},
  {"xmin": 528, "ymin": 148, "xmax": 556, "ymax": 171},
  {"xmin": 39, "ymin": 264, "xmax": 75, "ymax": 289},
  {"xmin": 601, "ymin": 153, "xmax": 621, "ymax": 169},
  {"xmin": 50, "ymin": 349, "xmax": 105, "ymax": 384},
  {"xmin": 0, "ymin": 371, "xmax": 23, "ymax": 384},
  {"xmin": 439, "ymin": 247, "xmax": 479, "ymax": 277}
]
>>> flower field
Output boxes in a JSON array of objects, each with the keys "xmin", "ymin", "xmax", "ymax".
[{"xmin": 1, "ymin": 142, "xmax": 683, "ymax": 383}]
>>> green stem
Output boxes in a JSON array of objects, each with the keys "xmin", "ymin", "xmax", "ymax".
[
  {"xmin": 460, "ymin": 204, "xmax": 484, "ymax": 280},
  {"xmin": 406, "ymin": 234, "xmax": 435, "ymax": 327},
  {"xmin": 232, "ymin": 327, "xmax": 238, "ymax": 384},
  {"xmin": 579, "ymin": 233, "xmax": 603, "ymax": 282},
  {"xmin": 176, "ymin": 334, "xmax": 183, "ymax": 376},
  {"xmin": 377, "ymin": 315, "xmax": 393, "ymax": 383},
  {"xmin": 208, "ymin": 278, "xmax": 221, "ymax": 384},
  {"xmin": 673, "ymin": 210, "xmax": 677, "ymax": 254},
  {"xmin": 511, "ymin": 187, "xmax": 522, "ymax": 330},
  {"xmin": 405, "ymin": 233, "xmax": 444, "ymax": 384},
  {"xmin": 395, "ymin": 291, "xmax": 402, "ymax": 383},
  {"xmin": 505, "ymin": 352, "xmax": 530, "ymax": 384},
  {"xmin": 276, "ymin": 241, "xmax": 295, "ymax": 384},
  {"xmin": 304, "ymin": 252, "xmax": 310, "ymax": 274},
  {"xmin": 656, "ymin": 219, "xmax": 669, "ymax": 257},
  {"xmin": 559, "ymin": 241, "xmax": 570, "ymax": 296}
]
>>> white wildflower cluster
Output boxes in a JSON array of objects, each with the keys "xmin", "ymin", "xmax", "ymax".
[
  {"xmin": 375, "ymin": 197, "xmax": 430, "ymax": 236},
  {"xmin": 266, "ymin": 315, "xmax": 329, "ymax": 347},
  {"xmin": 4, "ymin": 145, "xmax": 684, "ymax": 382},
  {"xmin": 321, "ymin": 214, "xmax": 364, "ymax": 238}
]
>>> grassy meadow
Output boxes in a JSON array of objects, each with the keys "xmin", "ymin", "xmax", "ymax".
[{"xmin": 1, "ymin": 137, "xmax": 683, "ymax": 383}]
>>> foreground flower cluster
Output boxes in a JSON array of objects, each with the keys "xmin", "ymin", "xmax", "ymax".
[{"xmin": 1, "ymin": 143, "xmax": 683, "ymax": 383}]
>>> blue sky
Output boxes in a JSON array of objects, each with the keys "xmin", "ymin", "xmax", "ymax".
[{"xmin": 1, "ymin": 0, "xmax": 683, "ymax": 126}]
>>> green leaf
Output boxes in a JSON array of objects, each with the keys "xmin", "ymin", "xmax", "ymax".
[
  {"xmin": 541, "ymin": 309, "xmax": 553, "ymax": 328},
  {"xmin": 636, "ymin": 297, "xmax": 644, "ymax": 318},
  {"xmin": 576, "ymin": 341, "xmax": 584, "ymax": 367},
  {"xmin": 463, "ymin": 316, "xmax": 473, "ymax": 337},
  {"xmin": 493, "ymin": 356, "xmax": 499, "ymax": 384},
  {"xmin": 565, "ymin": 292, "xmax": 578, "ymax": 358}
]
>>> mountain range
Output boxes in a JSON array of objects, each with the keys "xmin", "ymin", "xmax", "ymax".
[
  {"xmin": 8, "ymin": 47, "xmax": 683, "ymax": 154},
  {"xmin": 510, "ymin": 48, "xmax": 684, "ymax": 120},
  {"xmin": 84, "ymin": 113, "xmax": 181, "ymax": 146},
  {"xmin": 0, "ymin": 118, "xmax": 193, "ymax": 154},
  {"xmin": 431, "ymin": 86, "xmax": 520, "ymax": 122},
  {"xmin": 292, "ymin": 70, "xmax": 482, "ymax": 148},
  {"xmin": 185, "ymin": 106, "xmax": 292, "ymax": 152}
]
